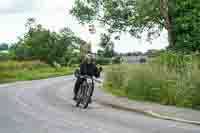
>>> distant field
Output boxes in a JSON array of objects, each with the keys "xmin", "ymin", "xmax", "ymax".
[
  {"xmin": 0, "ymin": 60, "xmax": 74, "ymax": 84},
  {"xmin": 0, "ymin": 50, "xmax": 8, "ymax": 53}
]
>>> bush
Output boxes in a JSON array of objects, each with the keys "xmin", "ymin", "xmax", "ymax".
[
  {"xmin": 0, "ymin": 60, "xmax": 49, "ymax": 71},
  {"xmin": 0, "ymin": 52, "xmax": 10, "ymax": 61},
  {"xmin": 53, "ymin": 61, "xmax": 62, "ymax": 70},
  {"xmin": 139, "ymin": 58, "xmax": 146, "ymax": 63},
  {"xmin": 112, "ymin": 56, "xmax": 121, "ymax": 64},
  {"xmin": 104, "ymin": 64, "xmax": 128, "ymax": 96},
  {"xmin": 96, "ymin": 57, "xmax": 111, "ymax": 65}
]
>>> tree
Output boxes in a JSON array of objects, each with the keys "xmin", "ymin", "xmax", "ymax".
[
  {"xmin": 170, "ymin": 0, "xmax": 200, "ymax": 52},
  {"xmin": 0, "ymin": 43, "xmax": 8, "ymax": 51},
  {"xmin": 98, "ymin": 33, "xmax": 115, "ymax": 58},
  {"xmin": 71, "ymin": 0, "xmax": 171, "ymax": 44},
  {"xmin": 10, "ymin": 18, "xmax": 84, "ymax": 66},
  {"xmin": 71, "ymin": 0, "xmax": 200, "ymax": 52},
  {"xmin": 144, "ymin": 49, "xmax": 165, "ymax": 57}
]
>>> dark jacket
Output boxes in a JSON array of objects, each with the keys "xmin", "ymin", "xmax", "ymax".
[{"xmin": 80, "ymin": 63, "xmax": 100, "ymax": 78}]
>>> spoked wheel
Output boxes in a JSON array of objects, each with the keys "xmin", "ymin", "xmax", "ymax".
[
  {"xmin": 76, "ymin": 85, "xmax": 83, "ymax": 107},
  {"xmin": 75, "ymin": 79, "xmax": 94, "ymax": 109},
  {"xmin": 83, "ymin": 83, "xmax": 93, "ymax": 109}
]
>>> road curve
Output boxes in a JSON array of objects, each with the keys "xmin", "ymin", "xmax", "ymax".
[{"xmin": 0, "ymin": 76, "xmax": 200, "ymax": 133}]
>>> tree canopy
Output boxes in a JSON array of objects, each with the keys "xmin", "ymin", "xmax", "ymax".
[
  {"xmin": 171, "ymin": 0, "xmax": 200, "ymax": 52},
  {"xmin": 71, "ymin": 0, "xmax": 167, "ymax": 41},
  {"xmin": 10, "ymin": 18, "xmax": 86, "ymax": 66},
  {"xmin": 0, "ymin": 43, "xmax": 9, "ymax": 51},
  {"xmin": 71, "ymin": 0, "xmax": 200, "ymax": 52},
  {"xmin": 97, "ymin": 33, "xmax": 115, "ymax": 58}
]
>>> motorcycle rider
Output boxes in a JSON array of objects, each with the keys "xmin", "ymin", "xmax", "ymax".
[{"xmin": 73, "ymin": 53, "xmax": 102, "ymax": 102}]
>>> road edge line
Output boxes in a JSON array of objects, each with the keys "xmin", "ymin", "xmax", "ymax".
[{"xmin": 97, "ymin": 99, "xmax": 200, "ymax": 126}]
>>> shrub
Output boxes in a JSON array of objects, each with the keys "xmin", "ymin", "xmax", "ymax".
[
  {"xmin": 96, "ymin": 57, "xmax": 111, "ymax": 65},
  {"xmin": 0, "ymin": 60, "xmax": 49, "ymax": 71},
  {"xmin": 0, "ymin": 52, "xmax": 10, "ymax": 61},
  {"xmin": 112, "ymin": 56, "xmax": 121, "ymax": 64}
]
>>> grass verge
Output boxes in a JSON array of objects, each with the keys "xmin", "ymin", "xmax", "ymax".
[
  {"xmin": 0, "ymin": 60, "xmax": 74, "ymax": 84},
  {"xmin": 103, "ymin": 53, "xmax": 200, "ymax": 109}
]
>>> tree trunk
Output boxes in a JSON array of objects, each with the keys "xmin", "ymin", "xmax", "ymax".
[
  {"xmin": 160, "ymin": 0, "xmax": 175, "ymax": 47},
  {"xmin": 167, "ymin": 21, "xmax": 176, "ymax": 48}
]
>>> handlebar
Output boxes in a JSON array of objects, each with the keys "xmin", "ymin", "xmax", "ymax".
[
  {"xmin": 78, "ymin": 75, "xmax": 93, "ymax": 79},
  {"xmin": 75, "ymin": 74, "xmax": 102, "ymax": 84}
]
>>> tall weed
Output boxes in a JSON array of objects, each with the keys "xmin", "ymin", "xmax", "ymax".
[{"xmin": 104, "ymin": 52, "xmax": 200, "ymax": 109}]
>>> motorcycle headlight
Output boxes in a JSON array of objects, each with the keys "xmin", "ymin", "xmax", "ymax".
[{"xmin": 87, "ymin": 78, "xmax": 93, "ymax": 84}]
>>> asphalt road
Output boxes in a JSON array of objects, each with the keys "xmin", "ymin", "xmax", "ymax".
[{"xmin": 0, "ymin": 76, "xmax": 200, "ymax": 133}]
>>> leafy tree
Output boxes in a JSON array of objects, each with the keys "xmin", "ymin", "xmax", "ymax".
[
  {"xmin": 170, "ymin": 0, "xmax": 200, "ymax": 52},
  {"xmin": 71, "ymin": 0, "xmax": 171, "ymax": 44},
  {"xmin": 144, "ymin": 49, "xmax": 165, "ymax": 57},
  {"xmin": 112, "ymin": 56, "xmax": 122, "ymax": 64},
  {"xmin": 0, "ymin": 52, "xmax": 10, "ymax": 61},
  {"xmin": 122, "ymin": 51, "xmax": 143, "ymax": 56},
  {"xmin": 10, "ymin": 18, "xmax": 84, "ymax": 66},
  {"xmin": 0, "ymin": 43, "xmax": 9, "ymax": 51},
  {"xmin": 97, "ymin": 49, "xmax": 104, "ymax": 57},
  {"xmin": 71, "ymin": 0, "xmax": 200, "ymax": 52},
  {"xmin": 98, "ymin": 33, "xmax": 115, "ymax": 58}
]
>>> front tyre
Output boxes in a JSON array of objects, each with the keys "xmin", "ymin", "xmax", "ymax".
[
  {"xmin": 76, "ymin": 85, "xmax": 83, "ymax": 107},
  {"xmin": 83, "ymin": 83, "xmax": 93, "ymax": 109}
]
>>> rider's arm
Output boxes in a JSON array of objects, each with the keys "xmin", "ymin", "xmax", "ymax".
[{"xmin": 93, "ymin": 65, "xmax": 101, "ymax": 78}]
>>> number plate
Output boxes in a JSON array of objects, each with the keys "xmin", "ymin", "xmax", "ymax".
[{"xmin": 87, "ymin": 78, "xmax": 93, "ymax": 84}]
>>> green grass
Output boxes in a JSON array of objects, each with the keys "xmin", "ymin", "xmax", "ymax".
[
  {"xmin": 104, "ymin": 54, "xmax": 200, "ymax": 109},
  {"xmin": 0, "ymin": 60, "xmax": 74, "ymax": 84},
  {"xmin": 103, "ymin": 83, "xmax": 127, "ymax": 97}
]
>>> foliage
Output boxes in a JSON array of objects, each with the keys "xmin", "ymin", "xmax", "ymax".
[
  {"xmin": 0, "ymin": 43, "xmax": 8, "ymax": 51},
  {"xmin": 9, "ymin": 18, "xmax": 85, "ymax": 66},
  {"xmin": 0, "ymin": 52, "xmax": 10, "ymax": 61},
  {"xmin": 170, "ymin": 0, "xmax": 200, "ymax": 52},
  {"xmin": 112, "ymin": 56, "xmax": 122, "ymax": 64},
  {"xmin": 105, "ymin": 64, "xmax": 128, "ymax": 91},
  {"xmin": 71, "ymin": 0, "xmax": 163, "ymax": 40},
  {"xmin": 97, "ymin": 33, "xmax": 115, "ymax": 58},
  {"xmin": 121, "ymin": 51, "xmax": 143, "ymax": 57},
  {"xmin": 96, "ymin": 33, "xmax": 116, "ymax": 65},
  {"xmin": 139, "ymin": 58, "xmax": 147, "ymax": 63},
  {"xmin": 0, "ymin": 43, "xmax": 9, "ymax": 51},
  {"xmin": 144, "ymin": 49, "xmax": 165, "ymax": 57},
  {"xmin": 104, "ymin": 52, "xmax": 200, "ymax": 109},
  {"xmin": 71, "ymin": 0, "xmax": 200, "ymax": 52},
  {"xmin": 96, "ymin": 57, "xmax": 111, "ymax": 65}
]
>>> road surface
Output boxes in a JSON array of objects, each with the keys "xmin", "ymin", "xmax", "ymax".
[{"xmin": 0, "ymin": 76, "xmax": 200, "ymax": 133}]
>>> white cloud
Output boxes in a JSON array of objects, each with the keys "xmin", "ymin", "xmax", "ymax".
[
  {"xmin": 0, "ymin": 0, "xmax": 168, "ymax": 52},
  {"xmin": 0, "ymin": 0, "xmax": 13, "ymax": 9},
  {"xmin": 0, "ymin": 0, "xmax": 35, "ymax": 13},
  {"xmin": 34, "ymin": 0, "xmax": 72, "ymax": 13}
]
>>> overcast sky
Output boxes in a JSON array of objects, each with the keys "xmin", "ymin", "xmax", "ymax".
[{"xmin": 0, "ymin": 0, "xmax": 168, "ymax": 53}]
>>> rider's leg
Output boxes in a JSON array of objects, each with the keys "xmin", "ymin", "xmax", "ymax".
[
  {"xmin": 73, "ymin": 78, "xmax": 81, "ymax": 99},
  {"xmin": 89, "ymin": 83, "xmax": 94, "ymax": 103}
]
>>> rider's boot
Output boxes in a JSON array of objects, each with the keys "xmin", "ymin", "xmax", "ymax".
[
  {"xmin": 89, "ymin": 97, "xmax": 92, "ymax": 103},
  {"xmin": 73, "ymin": 95, "xmax": 77, "ymax": 101}
]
